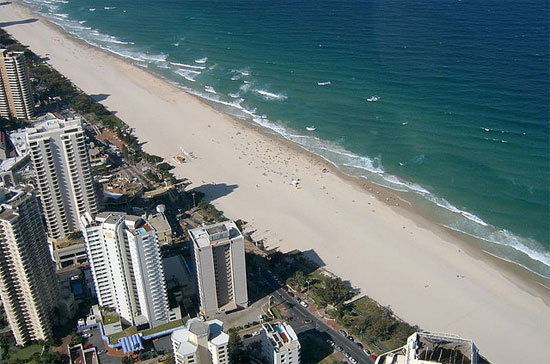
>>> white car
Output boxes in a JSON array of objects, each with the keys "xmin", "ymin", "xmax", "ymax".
[
  {"xmin": 300, "ymin": 301, "xmax": 309, "ymax": 308},
  {"xmin": 82, "ymin": 333, "xmax": 91, "ymax": 338},
  {"xmin": 252, "ymin": 331, "xmax": 260, "ymax": 337},
  {"xmin": 349, "ymin": 358, "xmax": 358, "ymax": 364}
]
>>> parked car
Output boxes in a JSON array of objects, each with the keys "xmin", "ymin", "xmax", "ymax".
[
  {"xmin": 244, "ymin": 333, "xmax": 252, "ymax": 339},
  {"xmin": 339, "ymin": 330, "xmax": 347, "ymax": 337},
  {"xmin": 300, "ymin": 301, "xmax": 309, "ymax": 308},
  {"xmin": 343, "ymin": 352, "xmax": 350, "ymax": 359},
  {"xmin": 82, "ymin": 333, "xmax": 92, "ymax": 338},
  {"xmin": 356, "ymin": 342, "xmax": 364, "ymax": 349},
  {"xmin": 98, "ymin": 350, "xmax": 106, "ymax": 355},
  {"xmin": 349, "ymin": 358, "xmax": 358, "ymax": 364},
  {"xmin": 370, "ymin": 354, "xmax": 378, "ymax": 361},
  {"xmin": 363, "ymin": 349, "xmax": 372, "ymax": 356},
  {"xmin": 282, "ymin": 285, "xmax": 289, "ymax": 291},
  {"xmin": 335, "ymin": 346, "xmax": 343, "ymax": 352},
  {"xmin": 326, "ymin": 339, "xmax": 334, "ymax": 346},
  {"xmin": 288, "ymin": 291, "xmax": 295, "ymax": 297},
  {"xmin": 347, "ymin": 335, "xmax": 354, "ymax": 342},
  {"xmin": 304, "ymin": 319, "xmax": 313, "ymax": 324},
  {"xmin": 252, "ymin": 331, "xmax": 260, "ymax": 337},
  {"xmin": 295, "ymin": 296, "xmax": 301, "ymax": 303}
]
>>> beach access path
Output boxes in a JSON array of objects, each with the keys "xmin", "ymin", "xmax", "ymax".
[{"xmin": 1, "ymin": 3, "xmax": 549, "ymax": 363}]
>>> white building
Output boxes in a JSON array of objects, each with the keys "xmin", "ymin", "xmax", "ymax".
[
  {"xmin": 171, "ymin": 318, "xmax": 229, "ymax": 364},
  {"xmin": 0, "ymin": 185, "xmax": 58, "ymax": 345},
  {"xmin": 26, "ymin": 116, "xmax": 98, "ymax": 239},
  {"xmin": 80, "ymin": 212, "xmax": 170, "ymax": 328},
  {"xmin": 189, "ymin": 221, "xmax": 248, "ymax": 317},
  {"xmin": 0, "ymin": 49, "xmax": 34, "ymax": 120},
  {"xmin": 261, "ymin": 321, "xmax": 301, "ymax": 364},
  {"xmin": 374, "ymin": 331, "xmax": 488, "ymax": 364}
]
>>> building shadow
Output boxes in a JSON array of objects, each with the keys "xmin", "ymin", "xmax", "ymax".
[
  {"xmin": 298, "ymin": 328, "xmax": 335, "ymax": 363},
  {"xmin": 301, "ymin": 249, "xmax": 326, "ymax": 268},
  {"xmin": 90, "ymin": 93, "xmax": 110, "ymax": 102},
  {"xmin": 192, "ymin": 183, "xmax": 238, "ymax": 202},
  {"xmin": 0, "ymin": 18, "xmax": 38, "ymax": 27}
]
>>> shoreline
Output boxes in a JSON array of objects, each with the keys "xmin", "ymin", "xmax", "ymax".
[
  {"xmin": 10, "ymin": 0, "xmax": 550, "ymax": 284},
  {"xmin": 2, "ymin": 2, "xmax": 550, "ymax": 362}
]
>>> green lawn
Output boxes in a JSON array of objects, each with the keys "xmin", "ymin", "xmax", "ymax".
[
  {"xmin": 108, "ymin": 326, "xmax": 137, "ymax": 344},
  {"xmin": 102, "ymin": 311, "xmax": 120, "ymax": 325},
  {"xmin": 141, "ymin": 319, "xmax": 184, "ymax": 337},
  {"xmin": 8, "ymin": 343, "xmax": 42, "ymax": 361}
]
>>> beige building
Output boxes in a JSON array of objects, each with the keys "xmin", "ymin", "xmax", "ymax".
[
  {"xmin": 0, "ymin": 186, "xmax": 58, "ymax": 345},
  {"xmin": 190, "ymin": 221, "xmax": 248, "ymax": 317},
  {"xmin": 171, "ymin": 318, "xmax": 229, "ymax": 364},
  {"xmin": 0, "ymin": 49, "xmax": 34, "ymax": 120},
  {"xmin": 26, "ymin": 116, "xmax": 98, "ymax": 239},
  {"xmin": 375, "ymin": 331, "xmax": 489, "ymax": 364},
  {"xmin": 261, "ymin": 321, "xmax": 301, "ymax": 364}
]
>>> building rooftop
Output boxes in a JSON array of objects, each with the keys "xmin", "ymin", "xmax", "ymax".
[
  {"xmin": 375, "ymin": 332, "xmax": 490, "ymax": 364},
  {"xmin": 25, "ymin": 114, "xmax": 82, "ymax": 139},
  {"xmin": 0, "ymin": 185, "xmax": 33, "ymax": 221},
  {"xmin": 262, "ymin": 321, "xmax": 300, "ymax": 351},
  {"xmin": 189, "ymin": 220, "xmax": 241, "ymax": 248},
  {"xmin": 171, "ymin": 318, "xmax": 229, "ymax": 355}
]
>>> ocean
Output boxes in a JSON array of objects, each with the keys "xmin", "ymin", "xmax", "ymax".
[{"xmin": 19, "ymin": 0, "xmax": 550, "ymax": 277}]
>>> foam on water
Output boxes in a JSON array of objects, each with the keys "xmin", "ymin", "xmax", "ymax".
[
  {"xmin": 19, "ymin": 0, "xmax": 550, "ymax": 277},
  {"xmin": 255, "ymin": 89, "xmax": 287, "ymax": 101}
]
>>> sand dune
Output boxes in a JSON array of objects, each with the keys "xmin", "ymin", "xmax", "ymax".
[{"xmin": 1, "ymin": 3, "xmax": 549, "ymax": 362}]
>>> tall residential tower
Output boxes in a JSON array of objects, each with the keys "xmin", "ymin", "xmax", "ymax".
[
  {"xmin": 0, "ymin": 186, "xmax": 58, "ymax": 346},
  {"xmin": 0, "ymin": 49, "xmax": 34, "ymax": 120},
  {"xmin": 80, "ymin": 212, "xmax": 170, "ymax": 328},
  {"xmin": 190, "ymin": 221, "xmax": 248, "ymax": 317},
  {"xmin": 26, "ymin": 116, "xmax": 97, "ymax": 239}
]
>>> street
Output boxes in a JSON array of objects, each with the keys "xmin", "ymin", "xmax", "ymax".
[{"xmin": 259, "ymin": 267, "xmax": 373, "ymax": 364}]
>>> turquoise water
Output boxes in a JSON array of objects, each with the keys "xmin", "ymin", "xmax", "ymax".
[{"xmin": 20, "ymin": 0, "xmax": 550, "ymax": 277}]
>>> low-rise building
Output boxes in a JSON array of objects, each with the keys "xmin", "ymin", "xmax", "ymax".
[
  {"xmin": 374, "ymin": 331, "xmax": 490, "ymax": 364},
  {"xmin": 261, "ymin": 321, "xmax": 301, "ymax": 364},
  {"xmin": 171, "ymin": 318, "xmax": 229, "ymax": 364}
]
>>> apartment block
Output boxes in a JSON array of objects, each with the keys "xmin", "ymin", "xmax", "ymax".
[
  {"xmin": 171, "ymin": 318, "xmax": 229, "ymax": 364},
  {"xmin": 26, "ymin": 116, "xmax": 97, "ymax": 239},
  {"xmin": 375, "ymin": 331, "xmax": 490, "ymax": 364},
  {"xmin": 189, "ymin": 221, "xmax": 248, "ymax": 317},
  {"xmin": 261, "ymin": 322, "xmax": 301, "ymax": 364},
  {"xmin": 0, "ymin": 49, "xmax": 34, "ymax": 119},
  {"xmin": 0, "ymin": 186, "xmax": 58, "ymax": 345},
  {"xmin": 80, "ymin": 212, "xmax": 170, "ymax": 328}
]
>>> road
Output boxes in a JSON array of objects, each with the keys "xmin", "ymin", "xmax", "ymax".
[{"xmin": 259, "ymin": 267, "xmax": 374, "ymax": 364}]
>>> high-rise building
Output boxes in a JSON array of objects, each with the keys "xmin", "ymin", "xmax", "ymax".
[
  {"xmin": 189, "ymin": 221, "xmax": 248, "ymax": 317},
  {"xmin": 171, "ymin": 318, "xmax": 229, "ymax": 364},
  {"xmin": 261, "ymin": 322, "xmax": 301, "ymax": 364},
  {"xmin": 26, "ymin": 116, "xmax": 97, "ymax": 239},
  {"xmin": 0, "ymin": 49, "xmax": 34, "ymax": 120},
  {"xmin": 80, "ymin": 212, "xmax": 170, "ymax": 328},
  {"xmin": 374, "ymin": 331, "xmax": 490, "ymax": 364},
  {"xmin": 0, "ymin": 185, "xmax": 58, "ymax": 346}
]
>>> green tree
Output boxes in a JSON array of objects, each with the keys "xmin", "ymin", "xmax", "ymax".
[
  {"xmin": 288, "ymin": 271, "xmax": 306, "ymax": 290},
  {"xmin": 318, "ymin": 277, "xmax": 352, "ymax": 306},
  {"xmin": 228, "ymin": 328, "xmax": 248, "ymax": 363}
]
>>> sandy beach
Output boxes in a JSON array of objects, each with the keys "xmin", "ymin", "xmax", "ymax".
[{"xmin": 1, "ymin": 2, "xmax": 549, "ymax": 362}]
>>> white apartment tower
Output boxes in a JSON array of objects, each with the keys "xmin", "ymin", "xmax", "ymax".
[
  {"xmin": 80, "ymin": 212, "xmax": 170, "ymax": 328},
  {"xmin": 0, "ymin": 49, "xmax": 35, "ymax": 119},
  {"xmin": 190, "ymin": 221, "xmax": 248, "ymax": 317},
  {"xmin": 261, "ymin": 322, "xmax": 301, "ymax": 364},
  {"xmin": 26, "ymin": 116, "xmax": 97, "ymax": 239},
  {"xmin": 171, "ymin": 318, "xmax": 229, "ymax": 364},
  {"xmin": 0, "ymin": 186, "xmax": 58, "ymax": 346}
]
